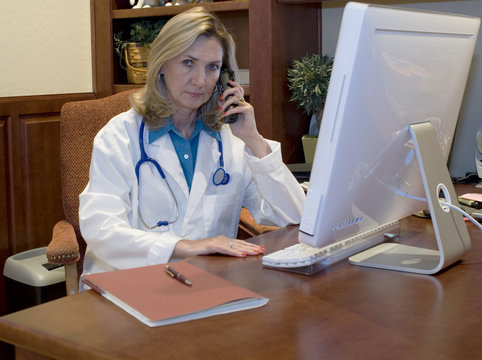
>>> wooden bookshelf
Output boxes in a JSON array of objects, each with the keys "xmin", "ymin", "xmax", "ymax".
[{"xmin": 92, "ymin": 0, "xmax": 322, "ymax": 163}]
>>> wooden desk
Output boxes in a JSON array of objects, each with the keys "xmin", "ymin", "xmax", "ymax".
[{"xmin": 1, "ymin": 185, "xmax": 481, "ymax": 360}]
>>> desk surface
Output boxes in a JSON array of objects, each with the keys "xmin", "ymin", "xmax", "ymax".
[{"xmin": 1, "ymin": 185, "xmax": 481, "ymax": 360}]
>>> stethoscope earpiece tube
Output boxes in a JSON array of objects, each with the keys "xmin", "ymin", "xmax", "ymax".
[{"xmin": 136, "ymin": 121, "xmax": 178, "ymax": 229}]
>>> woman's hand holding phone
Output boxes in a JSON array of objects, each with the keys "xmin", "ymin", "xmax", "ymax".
[{"xmin": 218, "ymin": 69, "xmax": 271, "ymax": 159}]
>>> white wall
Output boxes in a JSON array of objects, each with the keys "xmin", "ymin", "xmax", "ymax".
[
  {"xmin": 0, "ymin": 1, "xmax": 92, "ymax": 97},
  {"xmin": 322, "ymin": 0, "xmax": 482, "ymax": 178}
]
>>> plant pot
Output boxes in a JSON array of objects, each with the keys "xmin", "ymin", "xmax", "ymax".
[
  {"xmin": 124, "ymin": 42, "xmax": 149, "ymax": 84},
  {"xmin": 302, "ymin": 135, "xmax": 318, "ymax": 164}
]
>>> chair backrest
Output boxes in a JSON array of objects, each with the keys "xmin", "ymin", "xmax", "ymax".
[{"xmin": 60, "ymin": 90, "xmax": 137, "ymax": 276}]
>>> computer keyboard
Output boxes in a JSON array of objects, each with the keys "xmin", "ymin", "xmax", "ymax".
[
  {"xmin": 262, "ymin": 242, "xmax": 331, "ymax": 268},
  {"xmin": 262, "ymin": 220, "xmax": 400, "ymax": 269}
]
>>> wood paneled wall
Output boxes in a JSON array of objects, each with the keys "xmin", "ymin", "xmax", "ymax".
[
  {"xmin": 0, "ymin": 93, "xmax": 94, "ymax": 315},
  {"xmin": 0, "ymin": 0, "xmax": 107, "ymax": 316}
]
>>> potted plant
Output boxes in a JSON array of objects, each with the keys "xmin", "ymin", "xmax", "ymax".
[
  {"xmin": 287, "ymin": 53, "xmax": 334, "ymax": 163},
  {"xmin": 113, "ymin": 19, "xmax": 166, "ymax": 84}
]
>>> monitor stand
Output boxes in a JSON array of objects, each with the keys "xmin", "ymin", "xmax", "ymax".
[{"xmin": 349, "ymin": 122, "xmax": 471, "ymax": 274}]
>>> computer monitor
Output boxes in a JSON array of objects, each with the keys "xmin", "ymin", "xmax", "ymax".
[{"xmin": 299, "ymin": 2, "xmax": 479, "ymax": 273}]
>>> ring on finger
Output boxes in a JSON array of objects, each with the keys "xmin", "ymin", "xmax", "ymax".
[
  {"xmin": 238, "ymin": 96, "xmax": 245, "ymax": 104},
  {"xmin": 227, "ymin": 241, "xmax": 233, "ymax": 249}
]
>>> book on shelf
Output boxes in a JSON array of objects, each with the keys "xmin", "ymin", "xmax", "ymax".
[{"xmin": 81, "ymin": 260, "xmax": 268, "ymax": 327}]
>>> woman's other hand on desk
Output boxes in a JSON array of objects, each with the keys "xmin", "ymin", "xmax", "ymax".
[{"xmin": 173, "ymin": 236, "xmax": 264, "ymax": 258}]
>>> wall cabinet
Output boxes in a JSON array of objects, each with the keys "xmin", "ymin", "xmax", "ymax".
[{"xmin": 92, "ymin": 0, "xmax": 322, "ymax": 163}]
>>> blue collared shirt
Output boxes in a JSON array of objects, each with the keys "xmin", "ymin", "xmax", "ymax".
[{"xmin": 148, "ymin": 118, "xmax": 220, "ymax": 191}]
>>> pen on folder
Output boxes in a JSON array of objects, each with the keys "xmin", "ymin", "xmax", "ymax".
[{"xmin": 164, "ymin": 265, "xmax": 192, "ymax": 286}]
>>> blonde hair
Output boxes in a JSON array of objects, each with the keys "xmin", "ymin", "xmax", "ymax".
[{"xmin": 130, "ymin": 7, "xmax": 238, "ymax": 131}]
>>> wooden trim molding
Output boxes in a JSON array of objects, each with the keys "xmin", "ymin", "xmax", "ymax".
[{"xmin": 0, "ymin": 93, "xmax": 95, "ymax": 117}]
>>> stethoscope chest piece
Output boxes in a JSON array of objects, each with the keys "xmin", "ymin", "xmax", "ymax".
[
  {"xmin": 213, "ymin": 167, "xmax": 230, "ymax": 186},
  {"xmin": 213, "ymin": 138, "xmax": 230, "ymax": 186}
]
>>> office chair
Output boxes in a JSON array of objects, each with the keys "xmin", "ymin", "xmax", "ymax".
[
  {"xmin": 46, "ymin": 90, "xmax": 277, "ymax": 296},
  {"xmin": 46, "ymin": 90, "xmax": 137, "ymax": 295}
]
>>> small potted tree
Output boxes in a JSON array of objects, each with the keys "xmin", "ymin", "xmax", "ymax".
[
  {"xmin": 287, "ymin": 53, "xmax": 334, "ymax": 163},
  {"xmin": 114, "ymin": 19, "xmax": 166, "ymax": 84}
]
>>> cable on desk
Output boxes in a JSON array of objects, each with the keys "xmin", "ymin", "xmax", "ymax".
[{"xmin": 439, "ymin": 201, "xmax": 482, "ymax": 231}]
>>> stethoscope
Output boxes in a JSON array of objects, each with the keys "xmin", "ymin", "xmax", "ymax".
[{"xmin": 135, "ymin": 120, "xmax": 230, "ymax": 229}]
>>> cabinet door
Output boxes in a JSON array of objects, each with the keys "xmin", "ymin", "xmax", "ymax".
[{"xmin": 0, "ymin": 118, "xmax": 9, "ymax": 279}]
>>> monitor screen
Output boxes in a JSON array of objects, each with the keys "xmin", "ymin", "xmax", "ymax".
[{"xmin": 299, "ymin": 2, "xmax": 480, "ymax": 249}]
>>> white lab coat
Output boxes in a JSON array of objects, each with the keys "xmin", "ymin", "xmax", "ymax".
[{"xmin": 79, "ymin": 108, "xmax": 305, "ymax": 280}]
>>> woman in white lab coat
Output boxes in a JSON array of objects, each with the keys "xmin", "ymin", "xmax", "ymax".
[{"xmin": 79, "ymin": 7, "xmax": 305, "ymax": 280}]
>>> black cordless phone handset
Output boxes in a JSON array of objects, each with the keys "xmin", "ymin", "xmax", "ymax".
[{"xmin": 219, "ymin": 67, "xmax": 238, "ymax": 124}]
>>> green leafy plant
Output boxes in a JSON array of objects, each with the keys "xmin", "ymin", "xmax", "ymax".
[
  {"xmin": 287, "ymin": 53, "xmax": 334, "ymax": 118},
  {"xmin": 114, "ymin": 19, "xmax": 166, "ymax": 59}
]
